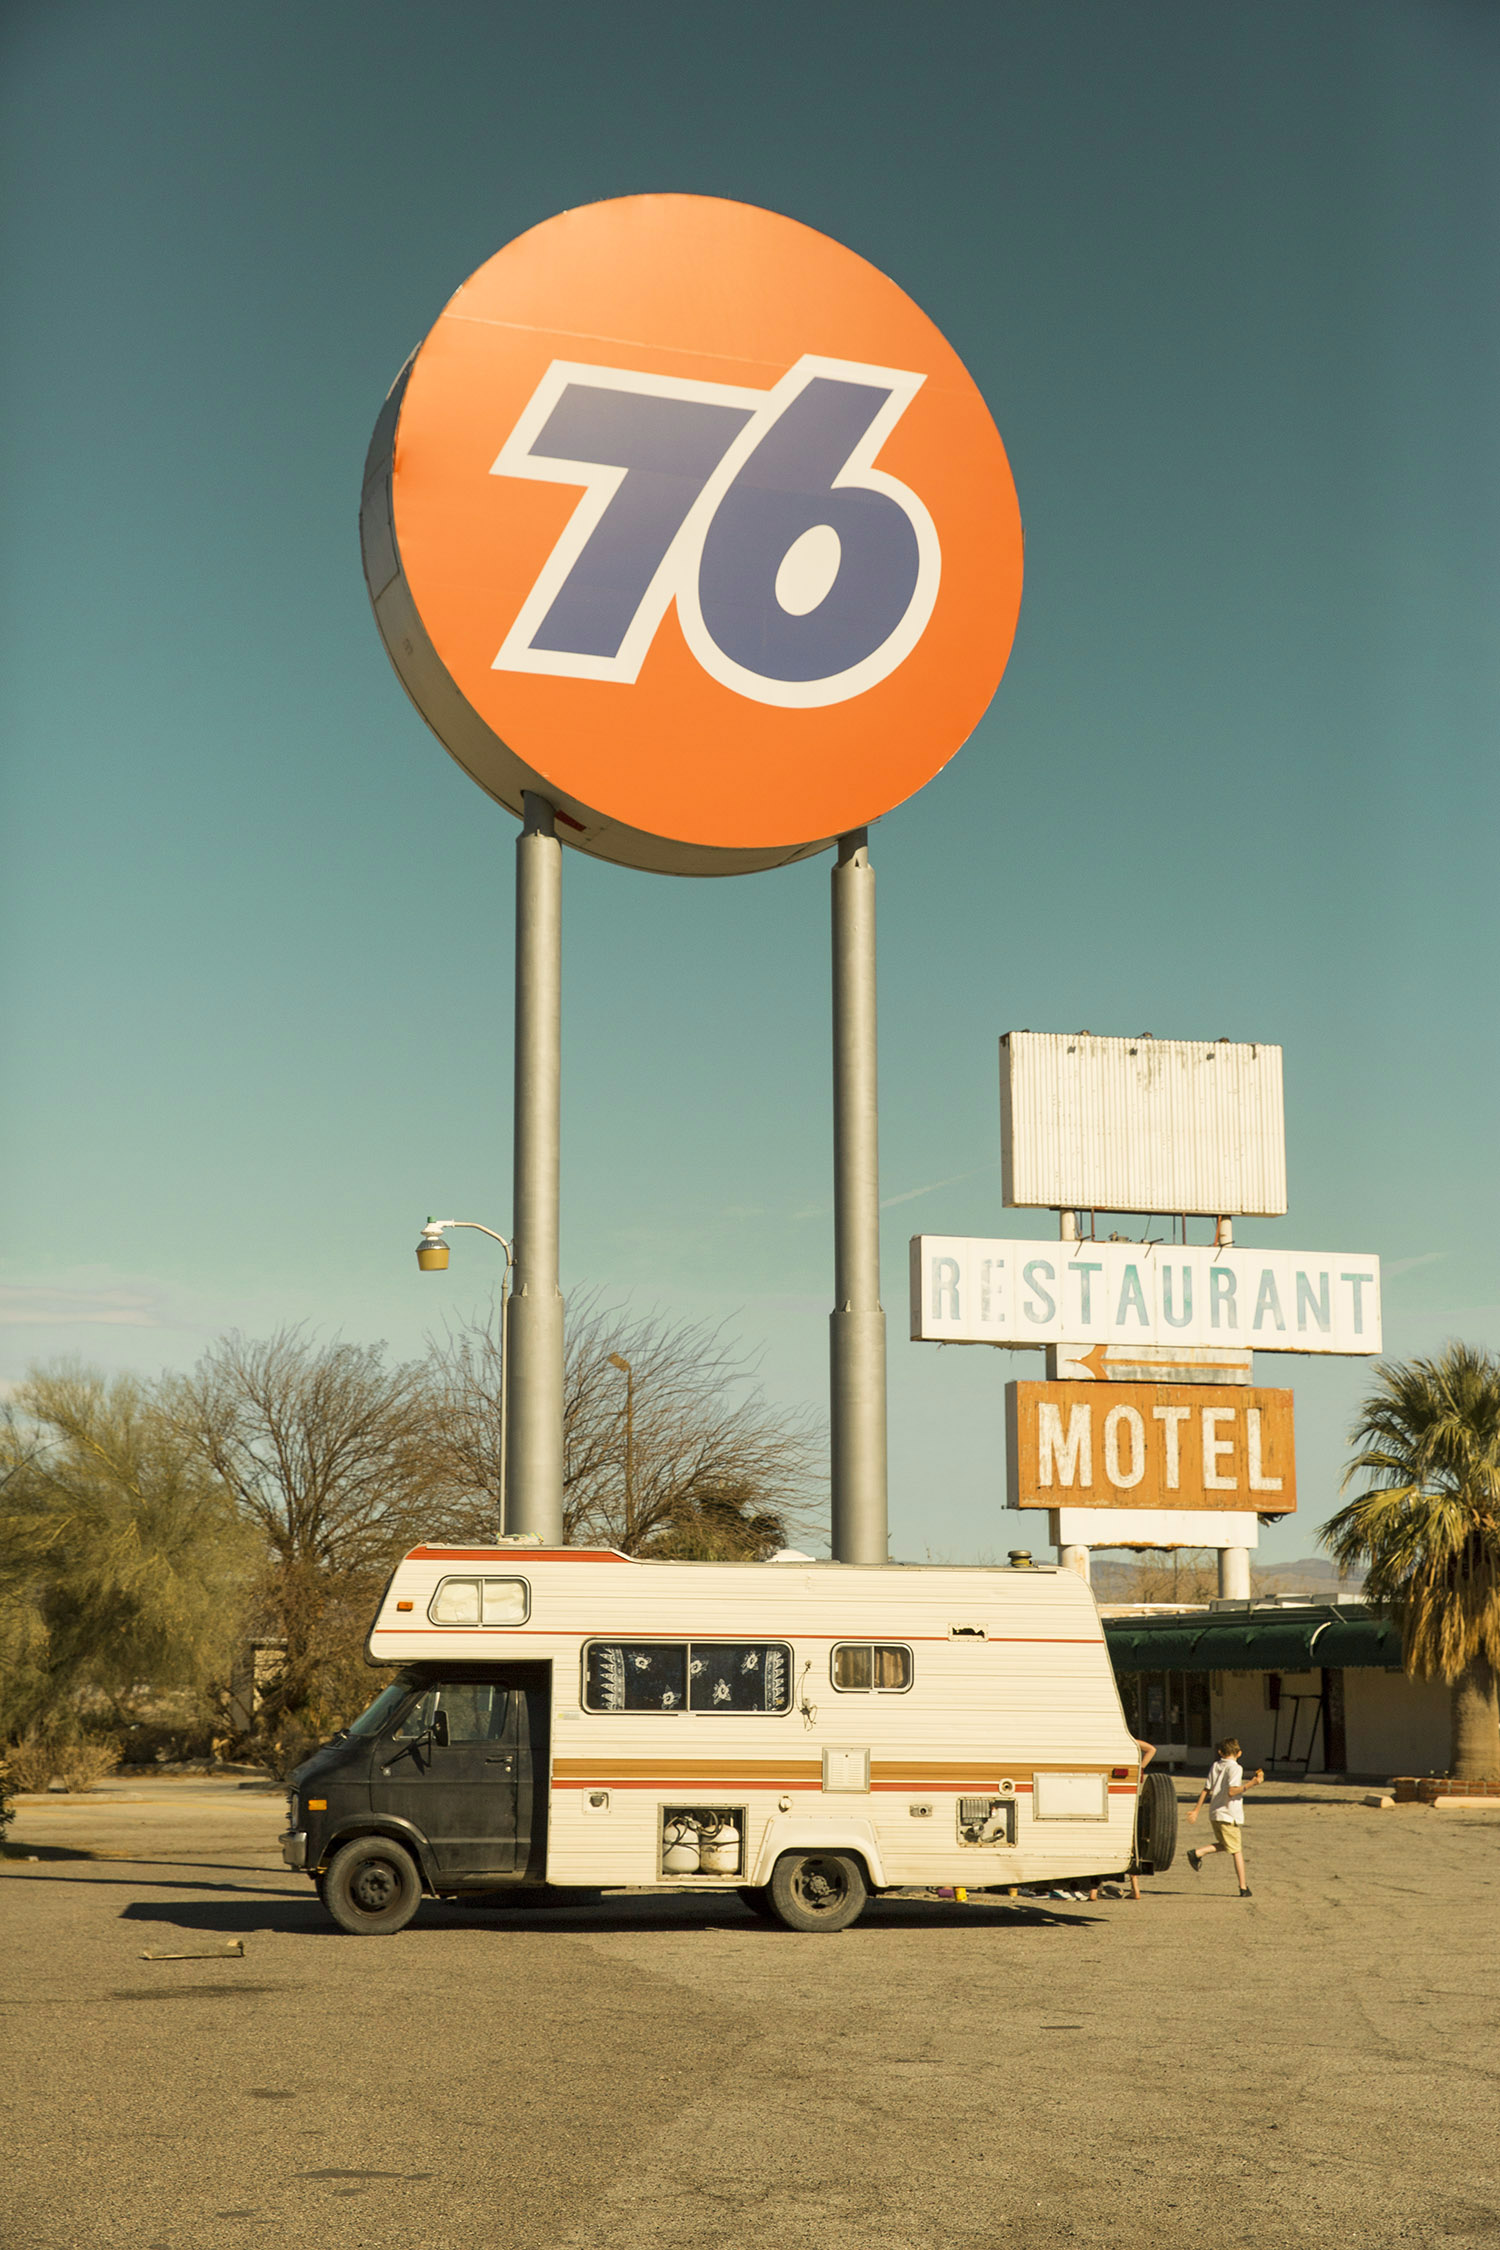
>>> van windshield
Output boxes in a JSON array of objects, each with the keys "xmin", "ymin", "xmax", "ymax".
[{"xmin": 345, "ymin": 1683, "xmax": 414, "ymax": 1739}]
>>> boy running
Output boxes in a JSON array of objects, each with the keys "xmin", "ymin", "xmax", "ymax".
[{"xmin": 1187, "ymin": 1736, "xmax": 1262, "ymax": 1896}]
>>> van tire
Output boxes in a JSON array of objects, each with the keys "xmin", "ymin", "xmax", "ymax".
[
  {"xmin": 768, "ymin": 1851, "xmax": 869, "ymax": 1933},
  {"xmin": 1135, "ymin": 1770, "xmax": 1179, "ymax": 1874},
  {"xmin": 322, "ymin": 1836, "xmax": 423, "ymax": 1935},
  {"xmin": 737, "ymin": 1886, "xmax": 777, "ymax": 1920}
]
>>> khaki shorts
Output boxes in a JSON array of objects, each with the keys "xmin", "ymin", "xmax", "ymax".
[{"xmin": 1211, "ymin": 1819, "xmax": 1245, "ymax": 1856}]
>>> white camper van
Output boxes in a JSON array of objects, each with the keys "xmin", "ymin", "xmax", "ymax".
[{"xmin": 281, "ymin": 1544, "xmax": 1173, "ymax": 1934}]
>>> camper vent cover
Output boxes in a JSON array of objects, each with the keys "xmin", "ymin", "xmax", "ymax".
[{"xmin": 949, "ymin": 1623, "xmax": 988, "ymax": 1641}]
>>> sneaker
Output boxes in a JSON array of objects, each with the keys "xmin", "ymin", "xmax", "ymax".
[
  {"xmin": 1238, "ymin": 1887, "xmax": 1253, "ymax": 1898},
  {"xmin": 1188, "ymin": 1849, "xmax": 1202, "ymax": 1874}
]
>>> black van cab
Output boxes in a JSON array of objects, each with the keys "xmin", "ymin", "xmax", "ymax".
[{"xmin": 282, "ymin": 1663, "xmax": 552, "ymax": 1933}]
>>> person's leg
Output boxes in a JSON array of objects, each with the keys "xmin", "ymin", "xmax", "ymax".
[
  {"xmin": 1233, "ymin": 1844, "xmax": 1249, "ymax": 1892},
  {"xmin": 1128, "ymin": 1872, "xmax": 1141, "ymax": 1900}
]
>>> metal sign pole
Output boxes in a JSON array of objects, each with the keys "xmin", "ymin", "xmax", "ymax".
[
  {"xmin": 506, "ymin": 792, "xmax": 565, "ymax": 1542},
  {"xmin": 830, "ymin": 830, "xmax": 889, "ymax": 1565}
]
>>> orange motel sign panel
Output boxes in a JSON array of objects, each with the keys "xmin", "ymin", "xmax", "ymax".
[{"xmin": 1005, "ymin": 1381, "xmax": 1296, "ymax": 1515}]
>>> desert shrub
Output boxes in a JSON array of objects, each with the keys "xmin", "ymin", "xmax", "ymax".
[
  {"xmin": 0, "ymin": 1367, "xmax": 256, "ymax": 1740},
  {"xmin": 114, "ymin": 1718, "xmax": 221, "ymax": 1768},
  {"xmin": 6, "ymin": 1732, "xmax": 119, "ymax": 1793}
]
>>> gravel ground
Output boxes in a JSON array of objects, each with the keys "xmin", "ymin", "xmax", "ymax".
[{"xmin": 3, "ymin": 1778, "xmax": 1498, "ymax": 2250}]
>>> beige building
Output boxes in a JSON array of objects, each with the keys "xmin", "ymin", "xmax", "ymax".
[{"xmin": 1102, "ymin": 1601, "xmax": 1450, "ymax": 1782}]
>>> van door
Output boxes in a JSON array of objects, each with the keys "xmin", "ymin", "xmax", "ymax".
[{"xmin": 373, "ymin": 1681, "xmax": 521, "ymax": 1879}]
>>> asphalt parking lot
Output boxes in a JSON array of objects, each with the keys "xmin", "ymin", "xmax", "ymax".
[{"xmin": 3, "ymin": 1777, "xmax": 1498, "ymax": 2250}]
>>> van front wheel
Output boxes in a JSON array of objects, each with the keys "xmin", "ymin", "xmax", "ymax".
[
  {"xmin": 769, "ymin": 1851, "xmax": 868, "ymax": 1933},
  {"xmin": 322, "ymin": 1836, "xmax": 422, "ymax": 1935}
]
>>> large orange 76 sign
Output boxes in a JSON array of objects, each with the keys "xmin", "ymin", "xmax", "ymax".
[{"xmin": 362, "ymin": 196, "xmax": 1023, "ymax": 876}]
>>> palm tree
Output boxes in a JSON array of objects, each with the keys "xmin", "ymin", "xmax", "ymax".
[{"xmin": 1321, "ymin": 1343, "xmax": 1500, "ymax": 1782}]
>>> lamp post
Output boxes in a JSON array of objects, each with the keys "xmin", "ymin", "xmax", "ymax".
[
  {"xmin": 607, "ymin": 1350, "xmax": 634, "ymax": 1549},
  {"xmin": 415, "ymin": 1218, "xmax": 514, "ymax": 1540}
]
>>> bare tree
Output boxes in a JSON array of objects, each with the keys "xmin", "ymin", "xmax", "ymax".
[
  {"xmin": 1110, "ymin": 1549, "xmax": 1220, "ymax": 1604},
  {"xmin": 423, "ymin": 1291, "xmax": 825, "ymax": 1557},
  {"xmin": 167, "ymin": 1329, "xmax": 440, "ymax": 1738}
]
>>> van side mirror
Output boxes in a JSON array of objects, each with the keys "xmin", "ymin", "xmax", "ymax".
[{"xmin": 430, "ymin": 1707, "xmax": 449, "ymax": 1748}]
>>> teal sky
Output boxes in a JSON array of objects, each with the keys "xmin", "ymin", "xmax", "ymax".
[{"xmin": 3, "ymin": 1, "xmax": 1497, "ymax": 1565}]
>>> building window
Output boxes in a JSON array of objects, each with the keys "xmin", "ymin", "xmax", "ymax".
[
  {"xmin": 831, "ymin": 1644, "xmax": 913, "ymax": 1693},
  {"xmin": 427, "ymin": 1576, "xmax": 530, "ymax": 1627},
  {"xmin": 583, "ymin": 1642, "xmax": 791, "ymax": 1714},
  {"xmin": 1119, "ymin": 1669, "xmax": 1210, "ymax": 1749}
]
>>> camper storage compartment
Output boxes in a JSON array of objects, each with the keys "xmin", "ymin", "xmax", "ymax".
[
  {"xmin": 659, "ymin": 1805, "xmax": 746, "ymax": 1878},
  {"xmin": 956, "ymin": 1796, "xmax": 1017, "ymax": 1848}
]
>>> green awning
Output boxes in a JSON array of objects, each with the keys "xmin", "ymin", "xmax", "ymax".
[
  {"xmin": 1195, "ymin": 1620, "xmax": 1329, "ymax": 1670},
  {"xmin": 1104, "ymin": 1608, "xmax": 1405, "ymax": 1673},
  {"xmin": 1106, "ymin": 1625, "xmax": 1210, "ymax": 1671},
  {"xmin": 1316, "ymin": 1615, "xmax": 1403, "ymax": 1667}
]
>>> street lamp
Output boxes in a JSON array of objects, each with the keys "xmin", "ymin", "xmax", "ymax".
[
  {"xmin": 415, "ymin": 1218, "xmax": 514, "ymax": 1539},
  {"xmin": 607, "ymin": 1350, "xmax": 634, "ymax": 1548}
]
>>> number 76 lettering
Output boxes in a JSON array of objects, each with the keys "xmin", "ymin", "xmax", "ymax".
[{"xmin": 490, "ymin": 355, "xmax": 941, "ymax": 709}]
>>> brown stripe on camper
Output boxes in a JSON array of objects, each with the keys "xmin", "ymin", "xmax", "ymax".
[
  {"xmin": 872, "ymin": 1759, "xmax": 1128, "ymax": 1784},
  {"xmin": 552, "ymin": 1759, "xmax": 1137, "ymax": 1792},
  {"xmin": 554, "ymin": 1759, "xmax": 823, "ymax": 1784}
]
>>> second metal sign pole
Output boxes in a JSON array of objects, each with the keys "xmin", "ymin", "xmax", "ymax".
[
  {"xmin": 830, "ymin": 829, "xmax": 889, "ymax": 1565},
  {"xmin": 506, "ymin": 792, "xmax": 566, "ymax": 1543}
]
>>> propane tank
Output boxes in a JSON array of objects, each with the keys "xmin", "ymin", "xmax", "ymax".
[
  {"xmin": 662, "ymin": 1814, "xmax": 699, "ymax": 1874},
  {"xmin": 697, "ymin": 1815, "xmax": 740, "ymax": 1875}
]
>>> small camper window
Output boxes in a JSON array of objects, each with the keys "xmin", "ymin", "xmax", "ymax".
[
  {"xmin": 831, "ymin": 1644, "xmax": 912, "ymax": 1693},
  {"xmin": 583, "ymin": 1642, "xmax": 792, "ymax": 1714},
  {"xmin": 426, "ymin": 1575, "xmax": 530, "ymax": 1627}
]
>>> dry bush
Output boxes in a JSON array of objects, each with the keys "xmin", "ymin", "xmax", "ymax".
[{"xmin": 6, "ymin": 1732, "xmax": 119, "ymax": 1793}]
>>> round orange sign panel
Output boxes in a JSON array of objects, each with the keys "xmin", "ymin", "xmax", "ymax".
[{"xmin": 361, "ymin": 195, "xmax": 1023, "ymax": 876}]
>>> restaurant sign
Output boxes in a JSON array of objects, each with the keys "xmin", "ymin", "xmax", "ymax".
[{"xmin": 911, "ymin": 1236, "xmax": 1381, "ymax": 1356}]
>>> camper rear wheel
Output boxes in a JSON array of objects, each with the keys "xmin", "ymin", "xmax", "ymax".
[
  {"xmin": 1135, "ymin": 1769, "xmax": 1179, "ymax": 1875},
  {"xmin": 769, "ymin": 1851, "xmax": 869, "ymax": 1933},
  {"xmin": 322, "ymin": 1836, "xmax": 423, "ymax": 1935}
]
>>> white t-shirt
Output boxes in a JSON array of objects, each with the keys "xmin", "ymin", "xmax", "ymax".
[{"xmin": 1207, "ymin": 1757, "xmax": 1245, "ymax": 1826}]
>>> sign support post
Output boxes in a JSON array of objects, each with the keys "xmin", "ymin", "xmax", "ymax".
[
  {"xmin": 364, "ymin": 197, "xmax": 1025, "ymax": 1560},
  {"xmin": 830, "ymin": 830, "xmax": 888, "ymax": 1564},
  {"xmin": 506, "ymin": 792, "xmax": 565, "ymax": 1541},
  {"xmin": 1210, "ymin": 1218, "xmax": 1251, "ymax": 1599}
]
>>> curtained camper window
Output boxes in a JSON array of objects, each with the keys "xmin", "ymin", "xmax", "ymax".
[
  {"xmin": 831, "ymin": 1643, "xmax": 913, "ymax": 1693},
  {"xmin": 426, "ymin": 1575, "xmax": 530, "ymax": 1627},
  {"xmin": 583, "ymin": 1641, "xmax": 792, "ymax": 1714}
]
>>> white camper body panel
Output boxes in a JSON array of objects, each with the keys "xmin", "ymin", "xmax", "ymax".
[{"xmin": 369, "ymin": 1548, "xmax": 1140, "ymax": 1891}]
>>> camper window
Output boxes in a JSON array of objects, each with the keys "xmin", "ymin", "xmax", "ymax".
[
  {"xmin": 831, "ymin": 1644, "xmax": 912, "ymax": 1693},
  {"xmin": 583, "ymin": 1642, "xmax": 792, "ymax": 1715},
  {"xmin": 585, "ymin": 1642, "xmax": 689, "ymax": 1711},
  {"xmin": 426, "ymin": 1576, "xmax": 530, "ymax": 1627},
  {"xmin": 688, "ymin": 1643, "xmax": 792, "ymax": 1714}
]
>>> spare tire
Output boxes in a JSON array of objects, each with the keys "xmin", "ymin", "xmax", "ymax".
[{"xmin": 1134, "ymin": 1770, "xmax": 1179, "ymax": 1874}]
